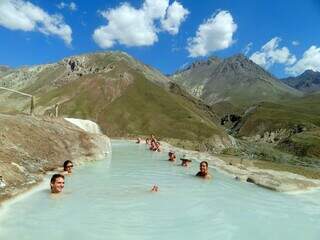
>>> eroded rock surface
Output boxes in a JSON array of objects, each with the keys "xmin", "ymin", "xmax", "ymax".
[{"xmin": 0, "ymin": 114, "xmax": 110, "ymax": 203}]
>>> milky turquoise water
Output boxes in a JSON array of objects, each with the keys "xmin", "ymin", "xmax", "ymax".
[{"xmin": 0, "ymin": 140, "xmax": 320, "ymax": 240}]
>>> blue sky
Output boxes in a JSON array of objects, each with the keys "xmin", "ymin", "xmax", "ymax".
[{"xmin": 1, "ymin": 0, "xmax": 320, "ymax": 78}]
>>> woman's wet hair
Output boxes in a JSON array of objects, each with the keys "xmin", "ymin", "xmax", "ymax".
[
  {"xmin": 200, "ymin": 161, "xmax": 208, "ymax": 167},
  {"xmin": 63, "ymin": 160, "xmax": 73, "ymax": 171}
]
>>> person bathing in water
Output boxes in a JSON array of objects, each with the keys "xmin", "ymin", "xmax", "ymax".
[
  {"xmin": 62, "ymin": 160, "xmax": 73, "ymax": 175},
  {"xmin": 180, "ymin": 158, "xmax": 192, "ymax": 167},
  {"xmin": 50, "ymin": 174, "xmax": 65, "ymax": 194},
  {"xmin": 168, "ymin": 151, "xmax": 176, "ymax": 161},
  {"xmin": 196, "ymin": 161, "xmax": 212, "ymax": 179},
  {"xmin": 149, "ymin": 140, "xmax": 161, "ymax": 152},
  {"xmin": 154, "ymin": 142, "xmax": 161, "ymax": 152},
  {"xmin": 149, "ymin": 140, "xmax": 156, "ymax": 151},
  {"xmin": 151, "ymin": 185, "xmax": 159, "ymax": 192},
  {"xmin": 150, "ymin": 134, "xmax": 157, "ymax": 143}
]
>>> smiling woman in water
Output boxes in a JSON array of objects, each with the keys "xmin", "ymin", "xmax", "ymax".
[
  {"xmin": 62, "ymin": 160, "xmax": 74, "ymax": 175},
  {"xmin": 196, "ymin": 161, "xmax": 212, "ymax": 179}
]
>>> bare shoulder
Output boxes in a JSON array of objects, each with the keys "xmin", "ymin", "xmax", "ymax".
[{"xmin": 205, "ymin": 174, "xmax": 212, "ymax": 180}]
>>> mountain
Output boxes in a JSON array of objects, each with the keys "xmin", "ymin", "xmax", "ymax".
[
  {"xmin": 170, "ymin": 54, "xmax": 320, "ymax": 162},
  {"xmin": 0, "ymin": 51, "xmax": 230, "ymax": 149},
  {"xmin": 0, "ymin": 65, "xmax": 10, "ymax": 76},
  {"xmin": 282, "ymin": 70, "xmax": 320, "ymax": 93},
  {"xmin": 171, "ymin": 54, "xmax": 302, "ymax": 108},
  {"xmin": 222, "ymin": 94, "xmax": 320, "ymax": 161}
]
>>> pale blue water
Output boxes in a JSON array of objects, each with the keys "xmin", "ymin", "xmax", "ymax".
[{"xmin": 0, "ymin": 140, "xmax": 320, "ymax": 240}]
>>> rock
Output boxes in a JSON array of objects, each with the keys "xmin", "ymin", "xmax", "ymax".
[
  {"xmin": 246, "ymin": 177, "xmax": 255, "ymax": 183},
  {"xmin": 0, "ymin": 114, "xmax": 111, "ymax": 203},
  {"xmin": 0, "ymin": 176, "xmax": 6, "ymax": 188}
]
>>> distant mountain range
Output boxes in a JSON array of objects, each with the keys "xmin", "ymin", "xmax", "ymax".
[
  {"xmin": 171, "ymin": 54, "xmax": 301, "ymax": 107},
  {"xmin": 282, "ymin": 70, "xmax": 320, "ymax": 93}
]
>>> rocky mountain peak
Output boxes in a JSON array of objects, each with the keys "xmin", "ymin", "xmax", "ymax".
[
  {"xmin": 207, "ymin": 56, "xmax": 222, "ymax": 65},
  {"xmin": 215, "ymin": 54, "xmax": 274, "ymax": 79},
  {"xmin": 301, "ymin": 69, "xmax": 320, "ymax": 77},
  {"xmin": 282, "ymin": 69, "xmax": 320, "ymax": 93},
  {"xmin": 228, "ymin": 53, "xmax": 247, "ymax": 62},
  {"xmin": 171, "ymin": 52, "xmax": 300, "ymax": 106}
]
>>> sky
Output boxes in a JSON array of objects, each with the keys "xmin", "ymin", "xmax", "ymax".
[{"xmin": 1, "ymin": 0, "xmax": 320, "ymax": 78}]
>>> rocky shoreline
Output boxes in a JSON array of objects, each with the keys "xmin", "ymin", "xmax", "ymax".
[
  {"xmin": 0, "ymin": 114, "xmax": 111, "ymax": 205},
  {"xmin": 160, "ymin": 141, "xmax": 320, "ymax": 192}
]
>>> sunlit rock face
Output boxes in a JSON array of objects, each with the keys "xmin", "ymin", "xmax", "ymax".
[{"xmin": 64, "ymin": 118, "xmax": 112, "ymax": 156}]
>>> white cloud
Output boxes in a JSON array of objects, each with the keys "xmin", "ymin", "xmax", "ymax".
[
  {"xmin": 93, "ymin": 3, "xmax": 157, "ymax": 48},
  {"xmin": 242, "ymin": 42, "xmax": 253, "ymax": 55},
  {"xmin": 0, "ymin": 0, "xmax": 72, "ymax": 45},
  {"xmin": 187, "ymin": 10, "xmax": 237, "ymax": 57},
  {"xmin": 57, "ymin": 2, "xmax": 77, "ymax": 11},
  {"xmin": 161, "ymin": 1, "xmax": 189, "ymax": 35},
  {"xmin": 249, "ymin": 37, "xmax": 296, "ymax": 69},
  {"xmin": 92, "ymin": 0, "xmax": 189, "ymax": 49},
  {"xmin": 292, "ymin": 40, "xmax": 299, "ymax": 46},
  {"xmin": 143, "ymin": 0, "xmax": 169, "ymax": 20},
  {"xmin": 285, "ymin": 46, "xmax": 320, "ymax": 75}
]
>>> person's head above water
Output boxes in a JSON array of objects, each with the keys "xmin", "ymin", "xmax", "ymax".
[
  {"xmin": 151, "ymin": 185, "xmax": 159, "ymax": 192},
  {"xmin": 199, "ymin": 161, "xmax": 208, "ymax": 173},
  {"xmin": 63, "ymin": 160, "xmax": 73, "ymax": 173},
  {"xmin": 180, "ymin": 158, "xmax": 192, "ymax": 167},
  {"xmin": 168, "ymin": 151, "xmax": 176, "ymax": 161},
  {"xmin": 196, "ymin": 161, "xmax": 211, "ymax": 179},
  {"xmin": 50, "ymin": 174, "xmax": 65, "ymax": 194}
]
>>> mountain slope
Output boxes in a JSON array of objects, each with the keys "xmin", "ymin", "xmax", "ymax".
[
  {"xmin": 0, "ymin": 51, "xmax": 230, "ymax": 147},
  {"xmin": 224, "ymin": 95, "xmax": 320, "ymax": 160},
  {"xmin": 171, "ymin": 54, "xmax": 302, "ymax": 107},
  {"xmin": 282, "ymin": 70, "xmax": 320, "ymax": 93}
]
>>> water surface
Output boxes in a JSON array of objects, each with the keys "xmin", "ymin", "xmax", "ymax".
[{"xmin": 1, "ymin": 140, "xmax": 320, "ymax": 240}]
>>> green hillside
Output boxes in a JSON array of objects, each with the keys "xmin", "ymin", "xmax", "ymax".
[{"xmin": 0, "ymin": 52, "xmax": 230, "ymax": 148}]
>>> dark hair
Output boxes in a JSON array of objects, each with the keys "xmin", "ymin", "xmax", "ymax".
[
  {"xmin": 50, "ymin": 174, "xmax": 64, "ymax": 184},
  {"xmin": 200, "ymin": 161, "xmax": 208, "ymax": 167},
  {"xmin": 63, "ymin": 160, "xmax": 73, "ymax": 171}
]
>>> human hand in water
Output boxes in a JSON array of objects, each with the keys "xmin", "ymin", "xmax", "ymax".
[{"xmin": 151, "ymin": 185, "xmax": 159, "ymax": 192}]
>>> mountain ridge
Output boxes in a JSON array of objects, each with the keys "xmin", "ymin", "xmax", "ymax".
[
  {"xmin": 171, "ymin": 54, "xmax": 302, "ymax": 107},
  {"xmin": 282, "ymin": 69, "xmax": 320, "ymax": 93}
]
